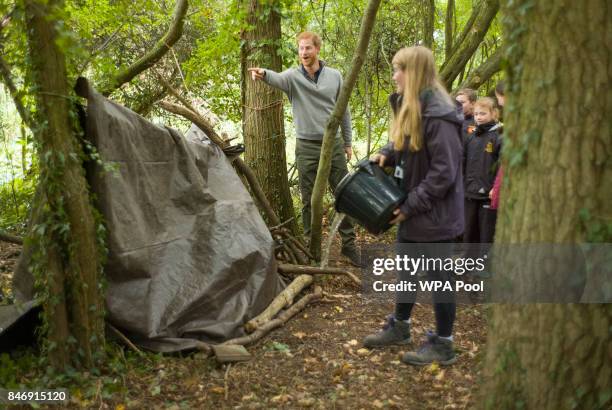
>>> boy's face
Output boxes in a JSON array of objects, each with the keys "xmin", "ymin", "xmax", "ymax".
[
  {"xmin": 474, "ymin": 105, "xmax": 494, "ymax": 125},
  {"xmin": 456, "ymin": 94, "xmax": 474, "ymax": 116}
]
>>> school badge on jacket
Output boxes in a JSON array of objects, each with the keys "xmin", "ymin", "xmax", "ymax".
[{"xmin": 485, "ymin": 141, "xmax": 494, "ymax": 153}]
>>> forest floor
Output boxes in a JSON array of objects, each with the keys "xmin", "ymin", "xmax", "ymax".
[{"xmin": 0, "ymin": 227, "xmax": 488, "ymax": 410}]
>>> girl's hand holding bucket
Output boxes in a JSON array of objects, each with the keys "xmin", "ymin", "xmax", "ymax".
[{"xmin": 389, "ymin": 208, "xmax": 407, "ymax": 224}]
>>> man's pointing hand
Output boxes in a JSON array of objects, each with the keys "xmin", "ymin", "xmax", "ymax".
[{"xmin": 247, "ymin": 67, "xmax": 265, "ymax": 81}]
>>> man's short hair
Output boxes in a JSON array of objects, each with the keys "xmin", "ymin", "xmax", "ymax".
[
  {"xmin": 297, "ymin": 31, "xmax": 322, "ymax": 48},
  {"xmin": 456, "ymin": 88, "xmax": 477, "ymax": 103}
]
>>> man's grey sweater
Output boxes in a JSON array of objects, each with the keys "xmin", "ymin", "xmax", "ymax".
[{"xmin": 263, "ymin": 65, "xmax": 352, "ymax": 147}]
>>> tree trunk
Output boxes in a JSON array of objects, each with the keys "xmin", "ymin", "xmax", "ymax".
[
  {"xmin": 25, "ymin": 0, "xmax": 104, "ymax": 369},
  {"xmin": 445, "ymin": 0, "xmax": 455, "ymax": 61},
  {"xmin": 439, "ymin": 0, "xmax": 499, "ymax": 90},
  {"xmin": 309, "ymin": 0, "xmax": 382, "ymax": 260},
  {"xmin": 481, "ymin": 1, "xmax": 612, "ymax": 408},
  {"xmin": 422, "ymin": 0, "xmax": 435, "ymax": 49},
  {"xmin": 241, "ymin": 0, "xmax": 298, "ymax": 235}
]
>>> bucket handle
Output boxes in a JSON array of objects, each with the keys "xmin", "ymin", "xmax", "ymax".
[{"xmin": 357, "ymin": 159, "xmax": 376, "ymax": 176}]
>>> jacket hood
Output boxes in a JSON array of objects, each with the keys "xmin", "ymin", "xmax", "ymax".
[
  {"xmin": 389, "ymin": 89, "xmax": 463, "ymax": 126},
  {"xmin": 420, "ymin": 88, "xmax": 463, "ymax": 125}
]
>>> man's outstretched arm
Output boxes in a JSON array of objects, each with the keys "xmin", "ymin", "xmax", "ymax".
[{"xmin": 248, "ymin": 67, "xmax": 291, "ymax": 98}]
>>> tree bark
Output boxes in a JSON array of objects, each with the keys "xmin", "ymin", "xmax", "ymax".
[
  {"xmin": 439, "ymin": 0, "xmax": 499, "ymax": 90},
  {"xmin": 309, "ymin": 0, "xmax": 382, "ymax": 260},
  {"xmin": 457, "ymin": 46, "xmax": 502, "ymax": 92},
  {"xmin": 241, "ymin": 0, "xmax": 298, "ymax": 235},
  {"xmin": 481, "ymin": 1, "xmax": 612, "ymax": 408},
  {"xmin": 422, "ymin": 0, "xmax": 435, "ymax": 49},
  {"xmin": 25, "ymin": 0, "xmax": 104, "ymax": 369},
  {"xmin": 444, "ymin": 0, "xmax": 455, "ymax": 61}
]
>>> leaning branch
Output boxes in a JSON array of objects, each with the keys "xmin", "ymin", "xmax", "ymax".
[
  {"xmin": 101, "ymin": 0, "xmax": 188, "ymax": 95},
  {"xmin": 158, "ymin": 100, "xmax": 222, "ymax": 146},
  {"xmin": 278, "ymin": 263, "xmax": 362, "ymax": 287},
  {"xmin": 244, "ymin": 274, "xmax": 313, "ymax": 333},
  {"xmin": 439, "ymin": 0, "xmax": 499, "ymax": 90},
  {"xmin": 457, "ymin": 46, "xmax": 503, "ymax": 91},
  {"xmin": 309, "ymin": 0, "xmax": 382, "ymax": 260},
  {"xmin": 223, "ymin": 286, "xmax": 322, "ymax": 346}
]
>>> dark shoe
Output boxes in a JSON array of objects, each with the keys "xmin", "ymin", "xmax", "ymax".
[
  {"xmin": 401, "ymin": 332, "xmax": 456, "ymax": 366},
  {"xmin": 363, "ymin": 316, "xmax": 411, "ymax": 348},
  {"xmin": 341, "ymin": 246, "xmax": 363, "ymax": 267}
]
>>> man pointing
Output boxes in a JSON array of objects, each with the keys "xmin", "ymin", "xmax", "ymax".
[{"xmin": 248, "ymin": 31, "xmax": 359, "ymax": 266}]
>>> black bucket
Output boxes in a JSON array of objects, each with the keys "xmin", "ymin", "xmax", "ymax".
[{"xmin": 334, "ymin": 160, "xmax": 406, "ymax": 234}]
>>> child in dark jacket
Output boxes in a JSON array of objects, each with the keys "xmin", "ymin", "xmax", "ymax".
[
  {"xmin": 463, "ymin": 97, "xmax": 502, "ymax": 246},
  {"xmin": 456, "ymin": 88, "xmax": 477, "ymax": 141},
  {"xmin": 363, "ymin": 46, "xmax": 464, "ymax": 366}
]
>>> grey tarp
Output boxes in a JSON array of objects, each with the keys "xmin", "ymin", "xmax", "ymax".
[{"xmin": 10, "ymin": 79, "xmax": 283, "ymax": 352}]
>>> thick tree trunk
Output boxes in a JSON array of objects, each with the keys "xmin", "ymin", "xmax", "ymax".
[
  {"xmin": 241, "ymin": 0, "xmax": 298, "ymax": 235},
  {"xmin": 422, "ymin": 0, "xmax": 435, "ymax": 49},
  {"xmin": 439, "ymin": 0, "xmax": 499, "ymax": 90},
  {"xmin": 25, "ymin": 0, "xmax": 104, "ymax": 369},
  {"xmin": 309, "ymin": 0, "xmax": 382, "ymax": 259},
  {"xmin": 481, "ymin": 1, "xmax": 611, "ymax": 408}
]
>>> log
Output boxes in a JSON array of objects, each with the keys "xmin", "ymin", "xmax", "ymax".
[
  {"xmin": 223, "ymin": 286, "xmax": 322, "ymax": 346},
  {"xmin": 278, "ymin": 263, "xmax": 362, "ymax": 287},
  {"xmin": 244, "ymin": 274, "xmax": 313, "ymax": 333},
  {"xmin": 0, "ymin": 230, "xmax": 23, "ymax": 245}
]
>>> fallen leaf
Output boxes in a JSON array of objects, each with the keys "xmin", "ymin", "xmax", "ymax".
[
  {"xmin": 209, "ymin": 386, "xmax": 225, "ymax": 395},
  {"xmin": 115, "ymin": 405, "xmax": 126, "ymax": 410},
  {"xmin": 293, "ymin": 331, "xmax": 307, "ymax": 339},
  {"xmin": 426, "ymin": 362, "xmax": 440, "ymax": 374},
  {"xmin": 335, "ymin": 305, "xmax": 344, "ymax": 313},
  {"xmin": 356, "ymin": 348, "xmax": 370, "ymax": 356},
  {"xmin": 372, "ymin": 399, "xmax": 384, "ymax": 408},
  {"xmin": 348, "ymin": 339, "xmax": 359, "ymax": 346},
  {"xmin": 435, "ymin": 369, "xmax": 446, "ymax": 381}
]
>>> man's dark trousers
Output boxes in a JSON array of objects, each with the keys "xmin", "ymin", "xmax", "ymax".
[{"xmin": 295, "ymin": 137, "xmax": 355, "ymax": 249}]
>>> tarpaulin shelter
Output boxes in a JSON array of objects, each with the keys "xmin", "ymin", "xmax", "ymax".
[{"xmin": 5, "ymin": 79, "xmax": 283, "ymax": 352}]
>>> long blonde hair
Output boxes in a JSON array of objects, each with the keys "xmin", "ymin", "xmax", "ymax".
[{"xmin": 390, "ymin": 46, "xmax": 451, "ymax": 151}]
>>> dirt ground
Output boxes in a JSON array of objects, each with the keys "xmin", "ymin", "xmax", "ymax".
[{"xmin": 0, "ymin": 231, "xmax": 488, "ymax": 409}]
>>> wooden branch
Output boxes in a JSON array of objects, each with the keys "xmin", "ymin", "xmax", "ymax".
[
  {"xmin": 158, "ymin": 100, "xmax": 225, "ymax": 147},
  {"xmin": 244, "ymin": 274, "xmax": 313, "ymax": 333},
  {"xmin": 107, "ymin": 323, "xmax": 144, "ymax": 356},
  {"xmin": 0, "ymin": 230, "xmax": 23, "ymax": 245},
  {"xmin": 222, "ymin": 286, "xmax": 322, "ymax": 346},
  {"xmin": 309, "ymin": 0, "xmax": 382, "ymax": 260},
  {"xmin": 157, "ymin": 75, "xmax": 199, "ymax": 117},
  {"xmin": 101, "ymin": 0, "xmax": 189, "ymax": 95},
  {"xmin": 457, "ymin": 46, "xmax": 503, "ymax": 92},
  {"xmin": 278, "ymin": 263, "xmax": 362, "ymax": 287},
  {"xmin": 439, "ymin": 0, "xmax": 499, "ymax": 89}
]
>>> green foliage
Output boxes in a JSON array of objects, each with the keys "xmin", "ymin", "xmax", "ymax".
[{"xmin": 0, "ymin": 174, "xmax": 36, "ymax": 232}]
